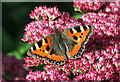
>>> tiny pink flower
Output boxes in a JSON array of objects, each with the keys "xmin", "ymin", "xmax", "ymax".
[
  {"xmin": 73, "ymin": 70, "xmax": 77, "ymax": 75},
  {"xmin": 86, "ymin": 63, "xmax": 90, "ymax": 67}
]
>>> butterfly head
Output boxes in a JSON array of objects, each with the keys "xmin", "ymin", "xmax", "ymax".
[{"xmin": 54, "ymin": 28, "xmax": 61, "ymax": 36}]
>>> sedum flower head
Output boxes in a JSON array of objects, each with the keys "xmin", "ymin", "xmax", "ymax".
[
  {"xmin": 30, "ymin": 6, "xmax": 60, "ymax": 20},
  {"xmin": 82, "ymin": 12, "xmax": 119, "ymax": 36},
  {"xmin": 103, "ymin": 2, "xmax": 119, "ymax": 14},
  {"xmin": 22, "ymin": 6, "xmax": 82, "ymax": 44},
  {"xmin": 23, "ymin": 5, "xmax": 120, "ymax": 80},
  {"xmin": 73, "ymin": 0, "xmax": 103, "ymax": 11}
]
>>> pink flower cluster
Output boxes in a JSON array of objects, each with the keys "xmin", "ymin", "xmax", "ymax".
[
  {"xmin": 26, "ymin": 43, "xmax": 119, "ymax": 80},
  {"xmin": 86, "ymin": 33, "xmax": 120, "ymax": 53},
  {"xmin": 30, "ymin": 6, "xmax": 60, "ymax": 20},
  {"xmin": 26, "ymin": 67, "xmax": 70, "ymax": 80},
  {"xmin": 82, "ymin": 12, "xmax": 119, "ymax": 36},
  {"xmin": 103, "ymin": 2, "xmax": 119, "ymax": 13},
  {"xmin": 73, "ymin": 1, "xmax": 120, "ymax": 14},
  {"xmin": 22, "ymin": 6, "xmax": 82, "ymax": 44},
  {"xmin": 24, "ymin": 57, "xmax": 43, "ymax": 67},
  {"xmin": 23, "ymin": 4, "xmax": 120, "ymax": 80},
  {"xmin": 73, "ymin": 0, "xmax": 103, "ymax": 11}
]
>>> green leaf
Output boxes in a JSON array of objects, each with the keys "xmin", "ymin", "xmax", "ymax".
[
  {"xmin": 78, "ymin": 68, "xmax": 82, "ymax": 73},
  {"xmin": 69, "ymin": 72, "xmax": 77, "ymax": 80},
  {"xmin": 85, "ymin": 70, "xmax": 89, "ymax": 73},
  {"xmin": 73, "ymin": 13, "xmax": 82, "ymax": 19},
  {"xmin": 7, "ymin": 42, "xmax": 32, "ymax": 59},
  {"xmin": 71, "ymin": 67, "xmax": 75, "ymax": 73},
  {"xmin": 29, "ymin": 64, "xmax": 44, "ymax": 72}
]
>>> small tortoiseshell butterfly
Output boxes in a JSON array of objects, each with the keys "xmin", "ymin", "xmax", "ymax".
[{"xmin": 27, "ymin": 25, "xmax": 94, "ymax": 66}]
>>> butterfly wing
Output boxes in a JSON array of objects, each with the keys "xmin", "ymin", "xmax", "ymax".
[
  {"xmin": 46, "ymin": 48, "xmax": 67, "ymax": 65},
  {"xmin": 27, "ymin": 36, "xmax": 52, "ymax": 60},
  {"xmin": 27, "ymin": 35, "xmax": 67, "ymax": 65},
  {"xmin": 62, "ymin": 25, "xmax": 94, "ymax": 59}
]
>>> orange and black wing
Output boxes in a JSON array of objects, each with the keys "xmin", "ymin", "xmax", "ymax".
[
  {"xmin": 46, "ymin": 49, "xmax": 67, "ymax": 65},
  {"xmin": 27, "ymin": 36, "xmax": 67, "ymax": 65},
  {"xmin": 27, "ymin": 37, "xmax": 52, "ymax": 60},
  {"xmin": 63, "ymin": 25, "xmax": 94, "ymax": 59}
]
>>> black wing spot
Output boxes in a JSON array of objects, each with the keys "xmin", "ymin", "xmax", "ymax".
[
  {"xmin": 78, "ymin": 50, "xmax": 82, "ymax": 53},
  {"xmin": 70, "ymin": 29, "xmax": 73, "ymax": 34},
  {"xmin": 47, "ymin": 58, "xmax": 50, "ymax": 61},
  {"xmin": 56, "ymin": 61, "xmax": 60, "ymax": 65},
  {"xmin": 50, "ymin": 51, "xmax": 52, "ymax": 55},
  {"xmin": 40, "ymin": 49, "xmax": 41, "ymax": 51},
  {"xmin": 53, "ymin": 60, "xmax": 56, "ymax": 63},
  {"xmin": 83, "ymin": 26, "xmax": 87, "ymax": 31},
  {"xmin": 79, "ymin": 36, "xmax": 82, "ymax": 38},
  {"xmin": 50, "ymin": 59, "xmax": 53, "ymax": 63},
  {"xmin": 80, "ymin": 46, "xmax": 84, "ymax": 50},
  {"xmin": 81, "ymin": 33, "xmax": 83, "ymax": 35},
  {"xmin": 43, "ymin": 50, "xmax": 44, "ymax": 52},
  {"xmin": 46, "ymin": 45, "xmax": 50, "ymax": 51},
  {"xmin": 73, "ymin": 36, "xmax": 78, "ymax": 40},
  {"xmin": 38, "ymin": 40, "xmax": 42, "ymax": 48},
  {"xmin": 77, "ymin": 53, "xmax": 80, "ymax": 56},
  {"xmin": 33, "ymin": 45, "xmax": 36, "ymax": 50},
  {"xmin": 75, "ymin": 26, "xmax": 81, "ymax": 32},
  {"xmin": 50, "ymin": 49, "xmax": 54, "ymax": 55},
  {"xmin": 88, "ymin": 25, "xmax": 91, "ymax": 28},
  {"xmin": 44, "ymin": 38, "xmax": 48, "ymax": 43}
]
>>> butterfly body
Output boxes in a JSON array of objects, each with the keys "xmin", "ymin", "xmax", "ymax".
[{"xmin": 27, "ymin": 25, "xmax": 93, "ymax": 65}]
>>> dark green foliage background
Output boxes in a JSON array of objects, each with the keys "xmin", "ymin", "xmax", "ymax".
[{"xmin": 2, "ymin": 2, "xmax": 81, "ymax": 59}]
